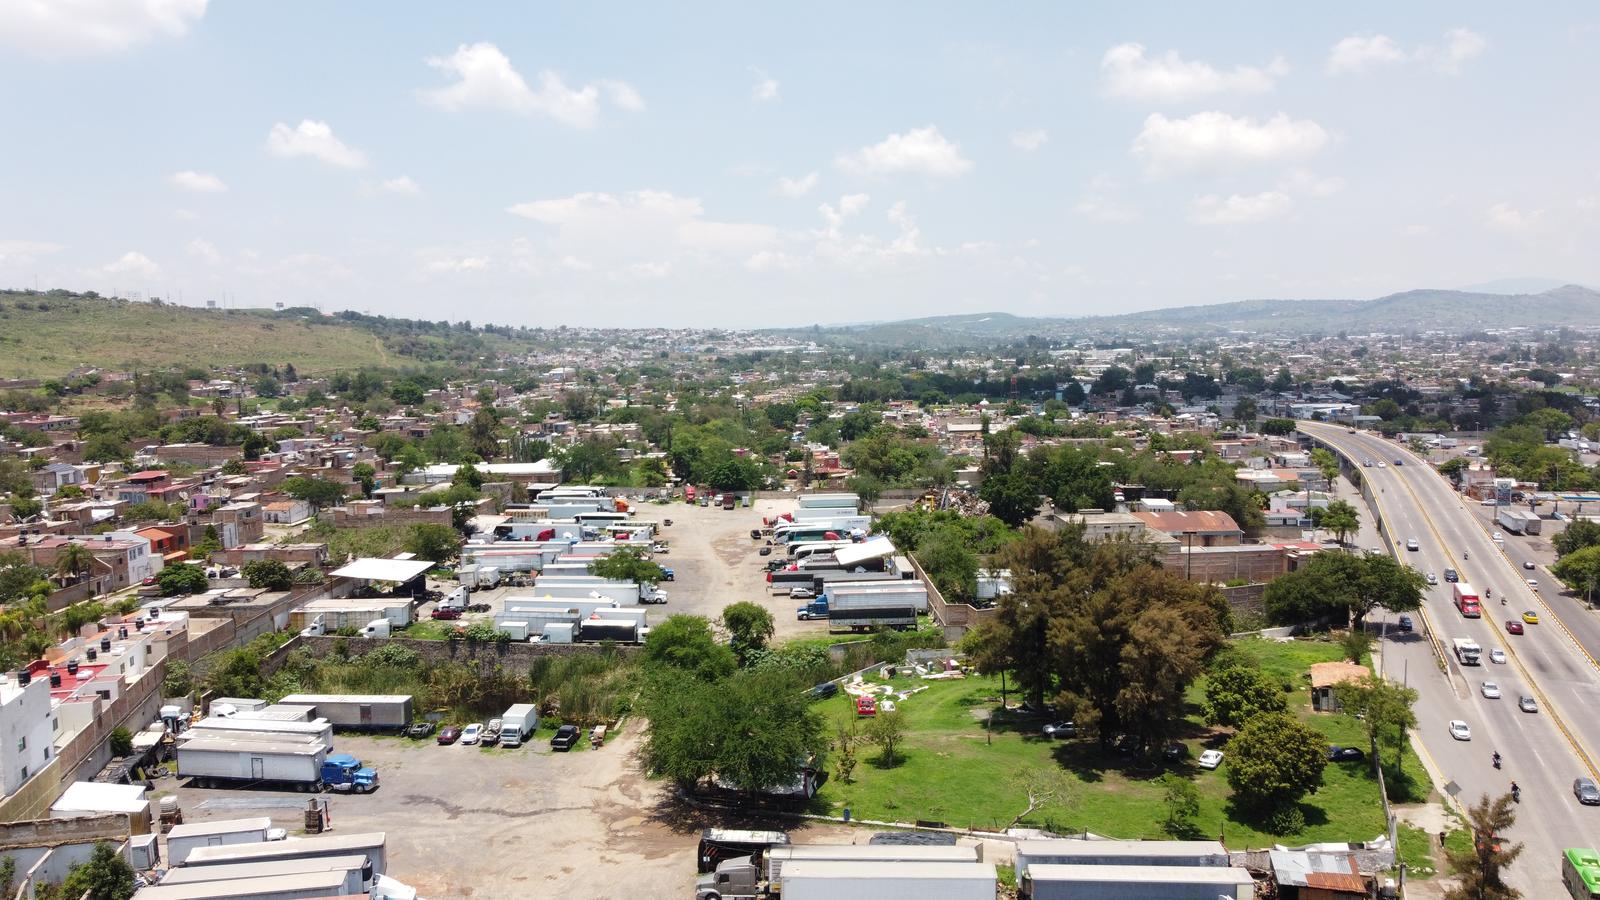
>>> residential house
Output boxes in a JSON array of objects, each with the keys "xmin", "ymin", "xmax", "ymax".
[
  {"xmin": 1130, "ymin": 510, "xmax": 1245, "ymax": 546},
  {"xmin": 0, "ymin": 673, "xmax": 54, "ymax": 798},
  {"xmin": 30, "ymin": 463, "xmax": 84, "ymax": 497},
  {"xmin": 262, "ymin": 499, "xmax": 312, "ymax": 524}
]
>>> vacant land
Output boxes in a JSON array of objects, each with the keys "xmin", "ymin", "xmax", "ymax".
[{"xmin": 812, "ymin": 637, "xmax": 1425, "ymax": 861}]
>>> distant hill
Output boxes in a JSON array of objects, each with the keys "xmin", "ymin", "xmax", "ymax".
[
  {"xmin": 0, "ymin": 291, "xmax": 539, "ymax": 379},
  {"xmin": 1458, "ymin": 277, "xmax": 1591, "ymax": 295},
  {"xmin": 772, "ymin": 284, "xmax": 1600, "ymax": 347}
]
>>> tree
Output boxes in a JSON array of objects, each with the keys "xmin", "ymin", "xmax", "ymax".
[
  {"xmin": 643, "ymin": 615, "xmax": 736, "ymax": 681},
  {"xmin": 1555, "ymin": 519, "xmax": 1600, "ymax": 558},
  {"xmin": 1310, "ymin": 448, "xmax": 1340, "ymax": 487},
  {"xmin": 162, "ymin": 660, "xmax": 192, "ymax": 698},
  {"xmin": 640, "ymin": 669, "xmax": 825, "ymax": 791},
  {"xmin": 1225, "ymin": 713, "xmax": 1327, "ymax": 811},
  {"xmin": 240, "ymin": 559, "xmax": 292, "ymax": 591},
  {"xmin": 844, "ymin": 474, "xmax": 883, "ymax": 510},
  {"xmin": 109, "ymin": 726, "xmax": 133, "ymax": 757},
  {"xmin": 1320, "ymin": 500, "xmax": 1360, "ymax": 545},
  {"xmin": 721, "ymin": 602, "xmax": 774, "ymax": 664},
  {"xmin": 1264, "ymin": 552, "xmax": 1425, "ymax": 627},
  {"xmin": 1202, "ymin": 666, "xmax": 1288, "ymax": 728},
  {"xmin": 83, "ymin": 433, "xmax": 130, "ymax": 463},
  {"xmin": 833, "ymin": 719, "xmax": 860, "ymax": 784},
  {"xmin": 405, "ymin": 523, "xmax": 460, "ymax": 564},
  {"xmin": 60, "ymin": 841, "xmax": 135, "ymax": 900},
  {"xmin": 1553, "ymin": 544, "xmax": 1600, "ymax": 604},
  {"xmin": 351, "ymin": 462, "xmax": 376, "ymax": 498},
  {"xmin": 155, "ymin": 563, "xmax": 207, "ymax": 596},
  {"xmin": 916, "ymin": 528, "xmax": 980, "ymax": 603},
  {"xmin": 1338, "ymin": 628, "xmax": 1373, "ymax": 664},
  {"xmin": 9, "ymin": 496, "xmax": 42, "ymax": 521},
  {"xmin": 1333, "ymin": 673, "xmax": 1418, "ymax": 772},
  {"xmin": 1232, "ymin": 397, "xmax": 1258, "ymax": 427},
  {"xmin": 1159, "ymin": 773, "xmax": 1201, "ymax": 838},
  {"xmin": 54, "ymin": 543, "xmax": 94, "ymax": 583},
  {"xmin": 1442, "ymin": 793, "xmax": 1524, "ymax": 900},
  {"xmin": 589, "ymin": 547, "xmax": 666, "ymax": 586},
  {"xmin": 866, "ymin": 708, "xmax": 907, "ymax": 766},
  {"xmin": 280, "ymin": 476, "xmax": 346, "ymax": 509},
  {"xmin": 1260, "ymin": 418, "xmax": 1296, "ymax": 436},
  {"xmin": 979, "ymin": 470, "xmax": 1041, "ymax": 527}
]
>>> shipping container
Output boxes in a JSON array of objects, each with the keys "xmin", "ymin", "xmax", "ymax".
[
  {"xmin": 1022, "ymin": 863, "xmax": 1256, "ymax": 899},
  {"xmin": 127, "ymin": 868, "xmax": 358, "ymax": 900},
  {"xmin": 187, "ymin": 716, "xmax": 333, "ymax": 750},
  {"xmin": 275, "ymin": 694, "xmax": 413, "ymax": 731},
  {"xmin": 158, "ymin": 854, "xmax": 372, "ymax": 894},
  {"xmin": 780, "ymin": 860, "xmax": 996, "ymax": 900},
  {"xmin": 176, "ymin": 739, "xmax": 328, "ymax": 791},
  {"xmin": 183, "ymin": 832, "xmax": 387, "ymax": 876},
  {"xmin": 165, "ymin": 817, "xmax": 272, "ymax": 865}
]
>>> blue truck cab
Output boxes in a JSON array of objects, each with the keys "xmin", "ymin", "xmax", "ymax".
[
  {"xmin": 796, "ymin": 598, "xmax": 829, "ymax": 620},
  {"xmin": 321, "ymin": 753, "xmax": 379, "ymax": 793},
  {"xmin": 660, "ymin": 567, "xmax": 675, "ymax": 582}
]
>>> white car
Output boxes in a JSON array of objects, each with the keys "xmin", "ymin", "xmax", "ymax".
[
  {"xmin": 1198, "ymin": 749, "xmax": 1225, "ymax": 770},
  {"xmin": 460, "ymin": 723, "xmax": 484, "ymax": 745},
  {"xmin": 789, "ymin": 587, "xmax": 816, "ymax": 600},
  {"xmin": 1488, "ymin": 648, "xmax": 1507, "ymax": 664},
  {"xmin": 1378, "ymin": 461, "xmax": 1387, "ymax": 468},
  {"xmin": 1406, "ymin": 538, "xmax": 1419, "ymax": 551},
  {"xmin": 1427, "ymin": 571, "xmax": 1438, "ymax": 585},
  {"xmin": 1526, "ymin": 579, "xmax": 1540, "ymax": 591},
  {"xmin": 1448, "ymin": 720, "xmax": 1472, "ymax": 741},
  {"xmin": 1480, "ymin": 681, "xmax": 1501, "ymax": 699}
]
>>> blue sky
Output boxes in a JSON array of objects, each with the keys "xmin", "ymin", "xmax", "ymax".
[{"xmin": 2, "ymin": 2, "xmax": 1597, "ymax": 328}]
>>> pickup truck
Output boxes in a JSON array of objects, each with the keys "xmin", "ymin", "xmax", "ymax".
[{"xmin": 481, "ymin": 718, "xmax": 503, "ymax": 747}]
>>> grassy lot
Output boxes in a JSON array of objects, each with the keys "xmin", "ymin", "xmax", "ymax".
[{"xmin": 812, "ymin": 637, "xmax": 1428, "ymax": 855}]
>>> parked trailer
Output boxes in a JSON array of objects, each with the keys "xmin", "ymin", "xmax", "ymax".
[
  {"xmin": 698, "ymin": 829, "xmax": 791, "ymax": 874},
  {"xmin": 238, "ymin": 705, "xmax": 316, "ymax": 723},
  {"xmin": 209, "ymin": 698, "xmax": 269, "ymax": 717},
  {"xmin": 165, "ymin": 816, "xmax": 273, "ymax": 865},
  {"xmin": 157, "ymin": 854, "xmax": 372, "ymax": 894},
  {"xmin": 275, "ymin": 694, "xmax": 413, "ymax": 731},
  {"xmin": 827, "ymin": 605, "xmax": 919, "ymax": 633},
  {"xmin": 187, "ymin": 717, "xmax": 334, "ymax": 750},
  {"xmin": 1022, "ymin": 863, "xmax": 1256, "ymax": 900},
  {"xmin": 578, "ymin": 618, "xmax": 644, "ymax": 644},
  {"xmin": 796, "ymin": 493, "xmax": 861, "ymax": 510},
  {"xmin": 780, "ymin": 861, "xmax": 997, "ymax": 900},
  {"xmin": 129, "ymin": 869, "xmax": 361, "ymax": 900},
  {"xmin": 503, "ymin": 595, "xmax": 621, "ymax": 618},
  {"xmin": 697, "ymin": 844, "xmax": 982, "ymax": 899},
  {"xmin": 1496, "ymin": 507, "xmax": 1543, "ymax": 535},
  {"xmin": 183, "ymin": 832, "xmax": 388, "ymax": 876},
  {"xmin": 826, "ymin": 583, "xmax": 930, "ymax": 612},
  {"xmin": 176, "ymin": 739, "xmax": 328, "ymax": 791},
  {"xmin": 1013, "ymin": 840, "xmax": 1230, "ymax": 875}
]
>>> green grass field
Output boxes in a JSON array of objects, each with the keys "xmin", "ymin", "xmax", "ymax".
[{"xmin": 812, "ymin": 637, "xmax": 1429, "ymax": 862}]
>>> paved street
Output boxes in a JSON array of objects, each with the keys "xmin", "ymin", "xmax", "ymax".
[{"xmin": 1301, "ymin": 422, "xmax": 1600, "ymax": 895}]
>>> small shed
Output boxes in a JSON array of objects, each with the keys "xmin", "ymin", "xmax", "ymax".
[
  {"xmin": 1309, "ymin": 661, "xmax": 1370, "ymax": 712},
  {"xmin": 1269, "ymin": 848, "xmax": 1370, "ymax": 899}
]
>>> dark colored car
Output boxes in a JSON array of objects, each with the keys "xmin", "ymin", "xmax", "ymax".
[
  {"xmin": 1162, "ymin": 743, "xmax": 1189, "ymax": 761},
  {"xmin": 1505, "ymin": 619, "xmax": 1524, "ymax": 635},
  {"xmin": 758, "ymin": 546, "xmax": 773, "ymax": 556},
  {"xmin": 1444, "ymin": 568, "xmax": 1459, "ymax": 583},
  {"xmin": 436, "ymin": 726, "xmax": 462, "ymax": 745},
  {"xmin": 807, "ymin": 682, "xmax": 839, "ymax": 701},
  {"xmin": 551, "ymin": 724, "xmax": 581, "ymax": 751},
  {"xmin": 1575, "ymin": 777, "xmax": 1600, "ymax": 805},
  {"xmin": 1397, "ymin": 615, "xmax": 1413, "ymax": 633},
  {"xmin": 431, "ymin": 608, "xmax": 463, "ymax": 620},
  {"xmin": 1329, "ymin": 745, "xmax": 1365, "ymax": 762},
  {"xmin": 406, "ymin": 721, "xmax": 436, "ymax": 739}
]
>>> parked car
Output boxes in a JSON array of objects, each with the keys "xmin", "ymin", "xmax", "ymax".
[
  {"xmin": 855, "ymin": 696, "xmax": 877, "ymax": 717},
  {"xmin": 758, "ymin": 546, "xmax": 773, "ymax": 556},
  {"xmin": 1198, "ymin": 750, "xmax": 1225, "ymax": 770},
  {"xmin": 1329, "ymin": 746, "xmax": 1365, "ymax": 762},
  {"xmin": 1042, "ymin": 721, "xmax": 1078, "ymax": 739},
  {"xmin": 807, "ymin": 682, "xmax": 839, "ymax": 701},
  {"xmin": 1575, "ymin": 777, "xmax": 1600, "ymax": 805},
  {"xmin": 1519, "ymin": 695, "xmax": 1539, "ymax": 713},
  {"xmin": 1489, "ymin": 648, "xmax": 1507, "ymax": 664},
  {"xmin": 1397, "ymin": 615, "xmax": 1414, "ymax": 632},
  {"xmin": 431, "ymin": 608, "xmax": 463, "ymax": 620},
  {"xmin": 789, "ymin": 588, "xmax": 816, "ymax": 600},
  {"xmin": 406, "ymin": 721, "xmax": 436, "ymax": 738},
  {"xmin": 1162, "ymin": 743, "xmax": 1188, "ymax": 761},
  {"xmin": 1505, "ymin": 620, "xmax": 1524, "ymax": 635},
  {"xmin": 642, "ymin": 589, "xmax": 669, "ymax": 605},
  {"xmin": 460, "ymin": 723, "xmax": 484, "ymax": 745},
  {"xmin": 1480, "ymin": 681, "xmax": 1501, "ymax": 699},
  {"xmin": 1522, "ymin": 610, "xmax": 1540, "ymax": 624},
  {"xmin": 481, "ymin": 718, "xmax": 503, "ymax": 746},
  {"xmin": 551, "ymin": 724, "xmax": 581, "ymax": 751},
  {"xmin": 436, "ymin": 726, "xmax": 462, "ymax": 745},
  {"xmin": 1448, "ymin": 720, "xmax": 1472, "ymax": 741}
]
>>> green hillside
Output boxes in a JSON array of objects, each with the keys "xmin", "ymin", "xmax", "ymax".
[{"xmin": 0, "ymin": 292, "xmax": 541, "ymax": 379}]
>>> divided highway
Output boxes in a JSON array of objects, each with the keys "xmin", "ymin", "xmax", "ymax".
[{"xmin": 1300, "ymin": 422, "xmax": 1600, "ymax": 895}]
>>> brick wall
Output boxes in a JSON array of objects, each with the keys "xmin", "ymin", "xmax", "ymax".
[
  {"xmin": 0, "ymin": 814, "xmax": 131, "ymax": 850},
  {"xmin": 1219, "ymin": 583, "xmax": 1268, "ymax": 622}
]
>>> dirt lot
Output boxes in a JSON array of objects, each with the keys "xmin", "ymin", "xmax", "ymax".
[{"xmin": 156, "ymin": 723, "xmax": 857, "ymax": 898}]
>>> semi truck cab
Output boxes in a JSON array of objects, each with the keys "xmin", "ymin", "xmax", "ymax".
[
  {"xmin": 796, "ymin": 599, "xmax": 828, "ymax": 620},
  {"xmin": 321, "ymin": 754, "xmax": 379, "ymax": 793}
]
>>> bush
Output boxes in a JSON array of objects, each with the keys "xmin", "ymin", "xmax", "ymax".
[
  {"xmin": 108, "ymin": 727, "xmax": 133, "ymax": 757},
  {"xmin": 241, "ymin": 560, "xmax": 293, "ymax": 591},
  {"xmin": 1266, "ymin": 805, "xmax": 1307, "ymax": 835}
]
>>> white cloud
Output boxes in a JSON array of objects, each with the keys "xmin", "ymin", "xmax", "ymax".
[
  {"xmin": 839, "ymin": 194, "xmax": 870, "ymax": 216},
  {"xmin": 173, "ymin": 209, "xmax": 200, "ymax": 221},
  {"xmin": 1074, "ymin": 198, "xmax": 1139, "ymax": 223},
  {"xmin": 1328, "ymin": 29, "xmax": 1488, "ymax": 75},
  {"xmin": 265, "ymin": 120, "xmax": 367, "ymax": 169},
  {"xmin": 1189, "ymin": 191, "xmax": 1294, "ymax": 225},
  {"xmin": 1010, "ymin": 129, "xmax": 1049, "ymax": 152},
  {"xmin": 507, "ymin": 190, "xmax": 775, "ymax": 256},
  {"xmin": 1132, "ymin": 111, "xmax": 1328, "ymax": 177},
  {"xmin": 378, "ymin": 175, "xmax": 422, "ymax": 196},
  {"xmin": 424, "ymin": 255, "xmax": 490, "ymax": 274},
  {"xmin": 185, "ymin": 238, "xmax": 222, "ymax": 265},
  {"xmin": 836, "ymin": 126, "xmax": 973, "ymax": 178},
  {"xmin": 103, "ymin": 250, "xmax": 162, "ymax": 278},
  {"xmin": 1101, "ymin": 43, "xmax": 1285, "ymax": 102},
  {"xmin": 1485, "ymin": 202, "xmax": 1541, "ymax": 232},
  {"xmin": 0, "ymin": 0, "xmax": 207, "ymax": 57},
  {"xmin": 419, "ymin": 42, "xmax": 640, "ymax": 129},
  {"xmin": 818, "ymin": 193, "xmax": 872, "ymax": 237},
  {"xmin": 0, "ymin": 240, "xmax": 62, "ymax": 267},
  {"xmin": 750, "ymin": 67, "xmax": 780, "ymax": 103},
  {"xmin": 168, "ymin": 170, "xmax": 226, "ymax": 193},
  {"xmin": 1277, "ymin": 169, "xmax": 1345, "ymax": 198},
  {"xmin": 1326, "ymin": 35, "xmax": 1408, "ymax": 74},
  {"xmin": 775, "ymin": 172, "xmax": 819, "ymax": 197},
  {"xmin": 1401, "ymin": 224, "xmax": 1433, "ymax": 237}
]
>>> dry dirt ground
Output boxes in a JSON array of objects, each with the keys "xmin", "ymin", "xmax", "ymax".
[{"xmin": 158, "ymin": 724, "xmax": 857, "ymax": 898}]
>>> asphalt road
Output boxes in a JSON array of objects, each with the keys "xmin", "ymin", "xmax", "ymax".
[{"xmin": 1300, "ymin": 422, "xmax": 1600, "ymax": 894}]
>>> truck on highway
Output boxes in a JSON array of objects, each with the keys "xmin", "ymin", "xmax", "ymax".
[
  {"xmin": 1496, "ymin": 507, "xmax": 1543, "ymax": 535},
  {"xmin": 697, "ymin": 844, "xmax": 982, "ymax": 899},
  {"xmin": 1454, "ymin": 582, "xmax": 1482, "ymax": 618},
  {"xmin": 1453, "ymin": 637, "xmax": 1483, "ymax": 666}
]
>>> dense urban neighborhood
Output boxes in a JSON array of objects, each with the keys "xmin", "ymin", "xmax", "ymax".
[{"xmin": 2, "ymin": 285, "xmax": 1600, "ymax": 898}]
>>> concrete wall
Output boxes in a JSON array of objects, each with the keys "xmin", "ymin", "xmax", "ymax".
[{"xmin": 0, "ymin": 814, "xmax": 130, "ymax": 851}]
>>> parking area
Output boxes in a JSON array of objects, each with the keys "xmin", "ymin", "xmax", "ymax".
[{"xmin": 155, "ymin": 724, "xmax": 854, "ymax": 898}]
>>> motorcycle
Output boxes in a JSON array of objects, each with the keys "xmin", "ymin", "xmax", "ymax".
[
  {"xmin": 1492, "ymin": 752, "xmax": 1501, "ymax": 769},
  {"xmin": 1511, "ymin": 782, "xmax": 1521, "ymax": 803}
]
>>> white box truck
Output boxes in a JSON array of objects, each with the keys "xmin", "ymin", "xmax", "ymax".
[
  {"xmin": 1453, "ymin": 638, "xmax": 1482, "ymax": 666},
  {"xmin": 500, "ymin": 703, "xmax": 539, "ymax": 748}
]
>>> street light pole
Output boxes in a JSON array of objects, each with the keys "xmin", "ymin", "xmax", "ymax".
[{"xmin": 1185, "ymin": 530, "xmax": 1195, "ymax": 580}]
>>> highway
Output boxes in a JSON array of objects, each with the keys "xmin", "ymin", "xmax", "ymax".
[{"xmin": 1300, "ymin": 422, "xmax": 1600, "ymax": 895}]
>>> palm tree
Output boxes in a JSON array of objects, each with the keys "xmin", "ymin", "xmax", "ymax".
[{"xmin": 54, "ymin": 543, "xmax": 94, "ymax": 584}]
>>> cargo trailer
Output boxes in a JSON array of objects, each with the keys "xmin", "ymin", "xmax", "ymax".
[
  {"xmin": 1013, "ymin": 839, "xmax": 1230, "ymax": 875},
  {"xmin": 128, "ymin": 868, "xmax": 359, "ymax": 900},
  {"xmin": 275, "ymin": 694, "xmax": 413, "ymax": 731},
  {"xmin": 176, "ymin": 739, "xmax": 328, "ymax": 792},
  {"xmin": 779, "ymin": 860, "xmax": 997, "ymax": 900},
  {"xmin": 578, "ymin": 618, "xmax": 644, "ymax": 643},
  {"xmin": 158, "ymin": 854, "xmax": 372, "ymax": 894},
  {"xmin": 165, "ymin": 817, "xmax": 273, "ymax": 865},
  {"xmin": 187, "ymin": 716, "xmax": 333, "ymax": 750},
  {"xmin": 183, "ymin": 832, "xmax": 388, "ymax": 876},
  {"xmin": 697, "ymin": 843, "xmax": 982, "ymax": 899},
  {"xmin": 1022, "ymin": 863, "xmax": 1256, "ymax": 899}
]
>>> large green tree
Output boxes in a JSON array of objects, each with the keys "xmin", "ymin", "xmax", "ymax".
[
  {"xmin": 60, "ymin": 841, "xmax": 135, "ymax": 900},
  {"xmin": 1555, "ymin": 519, "xmax": 1600, "ymax": 558},
  {"xmin": 156, "ymin": 563, "xmax": 208, "ymax": 597},
  {"xmin": 1264, "ymin": 552, "xmax": 1425, "ymax": 627},
  {"xmin": 721, "ymin": 602, "xmax": 775, "ymax": 664},
  {"xmin": 641, "ymin": 669, "xmax": 825, "ymax": 791},
  {"xmin": 643, "ymin": 615, "xmax": 736, "ymax": 681},
  {"xmin": 1225, "ymin": 713, "xmax": 1328, "ymax": 811},
  {"xmin": 240, "ymin": 559, "xmax": 292, "ymax": 591},
  {"xmin": 589, "ymin": 546, "xmax": 666, "ymax": 586},
  {"xmin": 405, "ymin": 523, "xmax": 461, "ymax": 563},
  {"xmin": 1553, "ymin": 545, "xmax": 1600, "ymax": 604},
  {"xmin": 1443, "ymin": 793, "xmax": 1524, "ymax": 900},
  {"xmin": 1333, "ymin": 673, "xmax": 1418, "ymax": 773},
  {"xmin": 1202, "ymin": 666, "xmax": 1288, "ymax": 728},
  {"xmin": 1320, "ymin": 500, "xmax": 1360, "ymax": 545}
]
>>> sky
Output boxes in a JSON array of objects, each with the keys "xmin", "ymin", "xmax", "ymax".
[{"xmin": 2, "ymin": 2, "xmax": 1598, "ymax": 329}]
